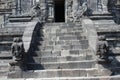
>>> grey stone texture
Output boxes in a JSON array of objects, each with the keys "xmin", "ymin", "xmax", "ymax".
[
  {"xmin": 0, "ymin": 0, "xmax": 120, "ymax": 79},
  {"xmin": 21, "ymin": 22, "xmax": 98, "ymax": 79}
]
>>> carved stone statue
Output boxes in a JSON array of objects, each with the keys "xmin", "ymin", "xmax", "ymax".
[
  {"xmin": 72, "ymin": 1, "xmax": 87, "ymax": 22},
  {"xmin": 11, "ymin": 37, "xmax": 25, "ymax": 62},
  {"xmin": 97, "ymin": 35, "xmax": 109, "ymax": 61},
  {"xmin": 9, "ymin": 37, "xmax": 26, "ymax": 71},
  {"xmin": 31, "ymin": 3, "xmax": 46, "ymax": 23},
  {"xmin": 33, "ymin": 3, "xmax": 41, "ymax": 17}
]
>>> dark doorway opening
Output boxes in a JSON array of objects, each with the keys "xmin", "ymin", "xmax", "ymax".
[{"xmin": 54, "ymin": 0, "xmax": 65, "ymax": 22}]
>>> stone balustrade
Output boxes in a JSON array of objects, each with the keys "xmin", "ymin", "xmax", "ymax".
[
  {"xmin": 22, "ymin": 21, "xmax": 41, "ymax": 53},
  {"xmin": 82, "ymin": 19, "xmax": 98, "ymax": 52}
]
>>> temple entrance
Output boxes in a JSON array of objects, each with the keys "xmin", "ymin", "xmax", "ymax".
[{"xmin": 54, "ymin": 0, "xmax": 65, "ymax": 22}]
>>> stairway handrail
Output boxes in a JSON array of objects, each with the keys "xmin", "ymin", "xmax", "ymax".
[
  {"xmin": 22, "ymin": 21, "xmax": 41, "ymax": 53},
  {"xmin": 82, "ymin": 18, "xmax": 98, "ymax": 53}
]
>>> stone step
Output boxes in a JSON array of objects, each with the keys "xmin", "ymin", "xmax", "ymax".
[
  {"xmin": 43, "ymin": 31, "xmax": 83, "ymax": 34},
  {"xmin": 0, "ymin": 76, "xmax": 7, "ymax": 79},
  {"xmin": 0, "ymin": 28, "xmax": 24, "ymax": 35},
  {"xmin": 0, "ymin": 44, "xmax": 11, "ymax": 51},
  {"xmin": 91, "ymin": 13, "xmax": 112, "ymax": 16},
  {"xmin": 0, "ymin": 32, "xmax": 23, "ymax": 36},
  {"xmin": 39, "ymin": 40, "xmax": 88, "ymax": 46},
  {"xmin": 89, "ymin": 15, "xmax": 113, "ymax": 20},
  {"xmin": 5, "ymin": 25, "xmax": 26, "ymax": 29},
  {"xmin": 0, "ymin": 63, "xmax": 9, "ymax": 70},
  {"xmin": 43, "ymin": 28, "xmax": 83, "ymax": 33},
  {"xmin": 9, "ymin": 15, "xmax": 32, "ymax": 18},
  {"xmin": 33, "ymin": 55, "xmax": 93, "ymax": 63},
  {"xmin": 43, "ymin": 27, "xmax": 81, "ymax": 30},
  {"xmin": 0, "ymin": 32, "xmax": 22, "ymax": 36},
  {"xmin": 37, "ymin": 37, "xmax": 87, "ymax": 41},
  {"xmin": 40, "ymin": 36, "xmax": 87, "ymax": 41},
  {"xmin": 37, "ymin": 44, "xmax": 88, "ymax": 51},
  {"xmin": 27, "ymin": 60, "xmax": 96, "ymax": 70},
  {"xmin": 0, "ymin": 52, "xmax": 12, "ymax": 59},
  {"xmin": 43, "ymin": 33, "xmax": 84, "ymax": 37},
  {"xmin": 22, "ymin": 68, "xmax": 98, "ymax": 78},
  {"xmin": 43, "ymin": 34, "xmax": 85, "ymax": 38},
  {"xmin": 44, "ymin": 25, "xmax": 82, "ymax": 28},
  {"xmin": 39, "ymin": 39, "xmax": 88, "ymax": 43},
  {"xmin": 0, "ymin": 60, "xmax": 12, "ymax": 63},
  {"xmin": 44, "ymin": 23, "xmax": 77, "ymax": 27},
  {"xmin": 93, "ymin": 20, "xmax": 115, "ymax": 25},
  {"xmin": 60, "ymin": 36, "xmax": 86, "ymax": 40},
  {"xmin": 36, "ymin": 38, "xmax": 89, "ymax": 47},
  {"xmin": 5, "ymin": 23, "xmax": 27, "ymax": 28},
  {"xmin": 9, "ymin": 76, "xmax": 120, "ymax": 80},
  {"xmin": 43, "ymin": 32, "xmax": 83, "ymax": 35},
  {"xmin": 0, "ymin": 41, "xmax": 12, "ymax": 45},
  {"xmin": 0, "ymin": 70, "xmax": 9, "ymax": 76},
  {"xmin": 9, "ymin": 17, "xmax": 32, "ymax": 22},
  {"xmin": 33, "ymin": 49, "xmax": 92, "ymax": 57},
  {"xmin": 44, "ymin": 24, "xmax": 81, "ymax": 27},
  {"xmin": 0, "ymin": 27, "xmax": 25, "ymax": 32},
  {"xmin": 110, "ymin": 49, "xmax": 120, "ymax": 56},
  {"xmin": 0, "ymin": 36, "xmax": 13, "ymax": 41}
]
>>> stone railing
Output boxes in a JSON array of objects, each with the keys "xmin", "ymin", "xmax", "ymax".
[
  {"xmin": 22, "ymin": 21, "xmax": 41, "ymax": 53},
  {"xmin": 82, "ymin": 19, "xmax": 98, "ymax": 52}
]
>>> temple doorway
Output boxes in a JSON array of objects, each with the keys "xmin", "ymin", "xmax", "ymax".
[{"xmin": 54, "ymin": 0, "xmax": 65, "ymax": 22}]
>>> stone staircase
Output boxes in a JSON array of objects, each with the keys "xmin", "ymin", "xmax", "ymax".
[
  {"xmin": 0, "ymin": 16, "xmax": 120, "ymax": 79},
  {"xmin": 0, "ymin": 20, "xmax": 119, "ymax": 79},
  {"xmin": 17, "ymin": 22, "xmax": 104, "ymax": 79}
]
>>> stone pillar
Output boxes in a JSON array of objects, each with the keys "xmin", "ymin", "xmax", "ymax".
[
  {"xmin": 46, "ymin": 0, "xmax": 54, "ymax": 22},
  {"xmin": 72, "ymin": 0, "xmax": 79, "ymax": 17},
  {"xmin": 17, "ymin": 0, "xmax": 21, "ymax": 15},
  {"xmin": 65, "ymin": 0, "xmax": 73, "ymax": 22},
  {"xmin": 101, "ymin": 0, "xmax": 109, "ymax": 13},
  {"xmin": 12, "ymin": 0, "xmax": 16, "ymax": 15}
]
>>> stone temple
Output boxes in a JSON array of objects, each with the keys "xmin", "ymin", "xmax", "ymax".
[{"xmin": 0, "ymin": 0, "xmax": 120, "ymax": 79}]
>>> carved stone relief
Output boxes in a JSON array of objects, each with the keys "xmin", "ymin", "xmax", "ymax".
[
  {"xmin": 66, "ymin": 0, "xmax": 73, "ymax": 22},
  {"xmin": 66, "ymin": 0, "xmax": 87, "ymax": 22}
]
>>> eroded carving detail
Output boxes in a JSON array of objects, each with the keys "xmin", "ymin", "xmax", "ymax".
[
  {"xmin": 97, "ymin": 35, "xmax": 109, "ymax": 62},
  {"xmin": 66, "ymin": 0, "xmax": 87, "ymax": 23},
  {"xmin": 9, "ymin": 37, "xmax": 26, "ymax": 71}
]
